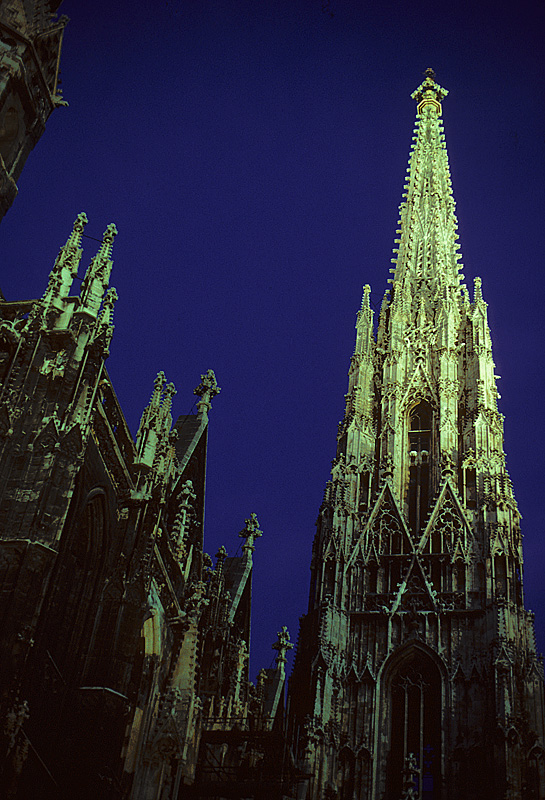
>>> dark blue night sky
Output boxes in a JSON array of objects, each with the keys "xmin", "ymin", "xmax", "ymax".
[{"xmin": 2, "ymin": 0, "xmax": 544, "ymax": 677}]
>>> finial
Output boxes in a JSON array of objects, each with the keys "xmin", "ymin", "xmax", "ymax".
[
  {"xmin": 380, "ymin": 453, "xmax": 394, "ymax": 481},
  {"xmin": 213, "ymin": 545, "xmax": 227, "ymax": 580},
  {"xmin": 68, "ymin": 212, "xmax": 88, "ymax": 245},
  {"xmin": 98, "ymin": 286, "xmax": 118, "ymax": 327},
  {"xmin": 194, "ymin": 369, "xmax": 221, "ymax": 416},
  {"xmin": 216, "ymin": 544, "xmax": 227, "ymax": 563},
  {"xmin": 96, "ymin": 223, "xmax": 118, "ymax": 261},
  {"xmin": 441, "ymin": 451, "xmax": 455, "ymax": 478},
  {"xmin": 151, "ymin": 371, "xmax": 166, "ymax": 408},
  {"xmin": 238, "ymin": 512, "xmax": 263, "ymax": 554},
  {"xmin": 411, "ymin": 68, "xmax": 448, "ymax": 115},
  {"xmin": 77, "ymin": 220, "xmax": 118, "ymax": 317},
  {"xmin": 180, "ymin": 479, "xmax": 196, "ymax": 502},
  {"xmin": 162, "ymin": 381, "xmax": 177, "ymax": 412},
  {"xmin": 272, "ymin": 626, "xmax": 294, "ymax": 667},
  {"xmin": 474, "ymin": 276, "xmax": 484, "ymax": 303},
  {"xmin": 361, "ymin": 284, "xmax": 371, "ymax": 309}
]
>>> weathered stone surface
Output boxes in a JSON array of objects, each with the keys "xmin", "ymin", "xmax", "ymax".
[
  {"xmin": 0, "ymin": 214, "xmax": 294, "ymax": 798},
  {"xmin": 0, "ymin": 1, "xmax": 68, "ymax": 222}
]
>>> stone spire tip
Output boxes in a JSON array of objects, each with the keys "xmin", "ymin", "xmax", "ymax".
[
  {"xmin": 63, "ymin": 212, "xmax": 88, "ymax": 249},
  {"xmin": 95, "ymin": 223, "xmax": 118, "ymax": 261},
  {"xmin": 272, "ymin": 626, "xmax": 293, "ymax": 667},
  {"xmin": 194, "ymin": 369, "xmax": 220, "ymax": 417},
  {"xmin": 411, "ymin": 68, "xmax": 448, "ymax": 114},
  {"xmin": 238, "ymin": 512, "xmax": 262, "ymax": 554}
]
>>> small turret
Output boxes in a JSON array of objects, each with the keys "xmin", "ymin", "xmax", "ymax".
[
  {"xmin": 136, "ymin": 371, "xmax": 178, "ymax": 472},
  {"xmin": 272, "ymin": 626, "xmax": 293, "ymax": 678},
  {"xmin": 78, "ymin": 223, "xmax": 117, "ymax": 318},
  {"xmin": 42, "ymin": 212, "xmax": 87, "ymax": 317}
]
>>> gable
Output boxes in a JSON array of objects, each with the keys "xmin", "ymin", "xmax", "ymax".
[
  {"xmin": 417, "ymin": 479, "xmax": 473, "ymax": 558},
  {"xmin": 347, "ymin": 482, "xmax": 413, "ymax": 569}
]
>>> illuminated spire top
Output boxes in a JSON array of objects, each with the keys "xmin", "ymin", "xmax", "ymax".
[
  {"xmin": 387, "ymin": 69, "xmax": 462, "ymax": 318},
  {"xmin": 411, "ymin": 67, "xmax": 449, "ymax": 114}
]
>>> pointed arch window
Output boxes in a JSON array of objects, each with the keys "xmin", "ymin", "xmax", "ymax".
[
  {"xmin": 47, "ymin": 491, "xmax": 107, "ymax": 682},
  {"xmin": 359, "ymin": 469, "xmax": 372, "ymax": 512},
  {"xmin": 367, "ymin": 562, "xmax": 378, "ymax": 594},
  {"xmin": 323, "ymin": 556, "xmax": 336, "ymax": 601},
  {"xmin": 408, "ymin": 401, "xmax": 432, "ymax": 534},
  {"xmin": 351, "ymin": 560, "xmax": 364, "ymax": 610},
  {"xmin": 386, "ymin": 649, "xmax": 442, "ymax": 800},
  {"xmin": 494, "ymin": 554, "xmax": 507, "ymax": 598}
]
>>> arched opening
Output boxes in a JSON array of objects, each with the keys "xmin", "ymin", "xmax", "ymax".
[
  {"xmin": 454, "ymin": 560, "xmax": 466, "ymax": 593},
  {"xmin": 527, "ymin": 747, "xmax": 545, "ymax": 800},
  {"xmin": 385, "ymin": 647, "xmax": 442, "ymax": 800},
  {"xmin": 464, "ymin": 467, "xmax": 477, "ymax": 509},
  {"xmin": 408, "ymin": 401, "xmax": 432, "ymax": 534},
  {"xmin": 367, "ymin": 562, "xmax": 378, "ymax": 595},
  {"xmin": 124, "ymin": 614, "xmax": 161, "ymax": 774},
  {"xmin": 338, "ymin": 749, "xmax": 355, "ymax": 800},
  {"xmin": 494, "ymin": 555, "xmax": 507, "ymax": 598},
  {"xmin": 47, "ymin": 491, "xmax": 107, "ymax": 682},
  {"xmin": 351, "ymin": 561, "xmax": 364, "ymax": 611},
  {"xmin": 514, "ymin": 562, "xmax": 523, "ymax": 606},
  {"xmin": 323, "ymin": 557, "xmax": 336, "ymax": 601},
  {"xmin": 359, "ymin": 470, "xmax": 371, "ymax": 511}
]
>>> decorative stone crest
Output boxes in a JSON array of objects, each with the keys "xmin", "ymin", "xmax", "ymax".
[
  {"xmin": 193, "ymin": 369, "xmax": 220, "ymax": 417},
  {"xmin": 238, "ymin": 512, "xmax": 262, "ymax": 554}
]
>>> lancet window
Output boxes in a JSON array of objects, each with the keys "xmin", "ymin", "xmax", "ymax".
[
  {"xmin": 367, "ymin": 562, "xmax": 378, "ymax": 594},
  {"xmin": 494, "ymin": 554, "xmax": 507, "ymax": 598},
  {"xmin": 359, "ymin": 469, "xmax": 372, "ymax": 511},
  {"xmin": 323, "ymin": 556, "xmax": 336, "ymax": 601},
  {"xmin": 453, "ymin": 560, "xmax": 466, "ymax": 593},
  {"xmin": 350, "ymin": 560, "xmax": 364, "ymax": 611},
  {"xmin": 408, "ymin": 401, "xmax": 432, "ymax": 534},
  {"xmin": 48, "ymin": 491, "xmax": 107, "ymax": 682},
  {"xmin": 386, "ymin": 649, "xmax": 442, "ymax": 800}
]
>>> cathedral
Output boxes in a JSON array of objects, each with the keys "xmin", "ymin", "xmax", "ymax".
[
  {"xmin": 0, "ymin": 4, "xmax": 294, "ymax": 799},
  {"xmin": 288, "ymin": 70, "xmax": 545, "ymax": 799},
  {"xmin": 1, "ymin": 4, "xmax": 544, "ymax": 800}
]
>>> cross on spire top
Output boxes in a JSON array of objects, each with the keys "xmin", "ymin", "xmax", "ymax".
[
  {"xmin": 193, "ymin": 369, "xmax": 220, "ymax": 417},
  {"xmin": 238, "ymin": 512, "xmax": 262, "ymax": 553},
  {"xmin": 272, "ymin": 626, "xmax": 293, "ymax": 666}
]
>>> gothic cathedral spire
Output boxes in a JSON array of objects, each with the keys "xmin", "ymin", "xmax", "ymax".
[{"xmin": 289, "ymin": 71, "xmax": 545, "ymax": 800}]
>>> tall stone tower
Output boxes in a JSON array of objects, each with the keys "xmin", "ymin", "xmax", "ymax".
[
  {"xmin": 289, "ymin": 70, "xmax": 545, "ymax": 800},
  {"xmin": 0, "ymin": 1, "xmax": 67, "ymax": 221}
]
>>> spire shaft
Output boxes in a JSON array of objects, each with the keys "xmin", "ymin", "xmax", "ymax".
[{"xmin": 389, "ymin": 72, "xmax": 462, "ymax": 324}]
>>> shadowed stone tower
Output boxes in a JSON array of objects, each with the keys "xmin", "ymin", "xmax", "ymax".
[
  {"xmin": 0, "ymin": 1, "xmax": 67, "ymax": 221},
  {"xmin": 289, "ymin": 70, "xmax": 545, "ymax": 800}
]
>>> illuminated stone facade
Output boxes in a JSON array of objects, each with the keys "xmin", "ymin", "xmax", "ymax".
[
  {"xmin": 0, "ymin": 215, "xmax": 295, "ymax": 799},
  {"xmin": 289, "ymin": 71, "xmax": 545, "ymax": 800},
  {"xmin": 0, "ymin": 6, "xmax": 295, "ymax": 798}
]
